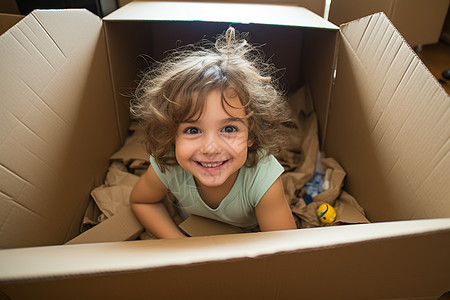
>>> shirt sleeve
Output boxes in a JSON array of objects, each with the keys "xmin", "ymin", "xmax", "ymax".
[
  {"xmin": 247, "ymin": 154, "xmax": 284, "ymax": 208},
  {"xmin": 149, "ymin": 155, "xmax": 169, "ymax": 188}
]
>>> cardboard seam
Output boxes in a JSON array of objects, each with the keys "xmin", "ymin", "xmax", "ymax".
[
  {"xmin": 323, "ymin": 30, "xmax": 340, "ymax": 150},
  {"xmin": 17, "ymin": 21, "xmax": 58, "ymax": 72},
  {"xmin": 362, "ymin": 22, "xmax": 400, "ymax": 132},
  {"xmin": 6, "ymin": 28, "xmax": 29, "ymax": 54},
  {"xmin": 384, "ymin": 151, "xmax": 400, "ymax": 179},
  {"xmin": 356, "ymin": 13, "xmax": 379, "ymax": 56},
  {"xmin": 357, "ymin": 15, "xmax": 378, "ymax": 59},
  {"xmin": 0, "ymin": 201, "xmax": 14, "ymax": 233},
  {"xmin": 15, "ymin": 136, "xmax": 56, "ymax": 173},
  {"xmin": 8, "ymin": 140, "xmax": 57, "ymax": 191},
  {"xmin": 21, "ymin": 78, "xmax": 70, "ymax": 128},
  {"xmin": 2, "ymin": 193, "xmax": 48, "ymax": 223},
  {"xmin": 0, "ymin": 189, "xmax": 13, "ymax": 201},
  {"xmin": 102, "ymin": 23, "xmax": 124, "ymax": 145},
  {"xmin": 8, "ymin": 26, "xmax": 60, "ymax": 73},
  {"xmin": 367, "ymin": 30, "xmax": 399, "ymax": 129},
  {"xmin": 0, "ymin": 163, "xmax": 26, "ymax": 189},
  {"xmin": 371, "ymin": 20, "xmax": 395, "ymax": 70},
  {"xmin": 62, "ymin": 200, "xmax": 89, "ymax": 243},
  {"xmin": 338, "ymin": 30, "xmax": 368, "ymax": 79},
  {"xmin": 372, "ymin": 48, "xmax": 415, "ymax": 148},
  {"xmin": 388, "ymin": 61, "xmax": 420, "ymax": 142},
  {"xmin": 396, "ymin": 160, "xmax": 426, "ymax": 221},
  {"xmin": 339, "ymin": 18, "xmax": 401, "ymax": 148},
  {"xmin": 10, "ymin": 112, "xmax": 47, "ymax": 145},
  {"xmin": 30, "ymin": 12, "xmax": 67, "ymax": 59},
  {"xmin": 415, "ymin": 138, "xmax": 450, "ymax": 195},
  {"xmin": 409, "ymin": 52, "xmax": 449, "ymax": 95},
  {"xmin": 367, "ymin": 6, "xmax": 446, "ymax": 96},
  {"xmin": 0, "ymin": 163, "xmax": 39, "ymax": 196}
]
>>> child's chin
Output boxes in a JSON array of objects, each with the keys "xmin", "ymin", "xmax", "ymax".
[{"xmin": 196, "ymin": 177, "xmax": 227, "ymax": 188}]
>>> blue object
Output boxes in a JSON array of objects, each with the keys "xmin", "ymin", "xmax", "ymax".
[{"xmin": 302, "ymin": 172, "xmax": 324, "ymax": 205}]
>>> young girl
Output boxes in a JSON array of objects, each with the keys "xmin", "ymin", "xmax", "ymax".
[{"xmin": 130, "ymin": 27, "xmax": 296, "ymax": 238}]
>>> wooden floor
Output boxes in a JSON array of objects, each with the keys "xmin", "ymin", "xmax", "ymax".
[{"xmin": 416, "ymin": 41, "xmax": 450, "ymax": 95}]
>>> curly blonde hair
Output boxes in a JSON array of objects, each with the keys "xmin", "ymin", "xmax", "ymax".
[{"xmin": 131, "ymin": 27, "xmax": 292, "ymax": 172}]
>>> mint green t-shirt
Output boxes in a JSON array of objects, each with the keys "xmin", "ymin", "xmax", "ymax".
[{"xmin": 150, "ymin": 153, "xmax": 284, "ymax": 229}]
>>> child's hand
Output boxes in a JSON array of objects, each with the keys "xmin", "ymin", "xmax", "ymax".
[{"xmin": 130, "ymin": 166, "xmax": 187, "ymax": 239}]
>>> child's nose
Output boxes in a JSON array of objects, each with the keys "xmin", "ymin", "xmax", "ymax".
[{"xmin": 201, "ymin": 134, "xmax": 222, "ymax": 154}]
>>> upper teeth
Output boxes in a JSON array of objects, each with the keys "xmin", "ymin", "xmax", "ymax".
[{"xmin": 200, "ymin": 162, "xmax": 223, "ymax": 168}]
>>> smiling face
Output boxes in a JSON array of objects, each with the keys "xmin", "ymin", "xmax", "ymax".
[{"xmin": 175, "ymin": 88, "xmax": 252, "ymax": 189}]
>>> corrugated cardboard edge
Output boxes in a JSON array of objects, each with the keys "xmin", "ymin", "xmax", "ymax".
[
  {"xmin": 1, "ymin": 218, "xmax": 450, "ymax": 283},
  {"xmin": 104, "ymin": 1, "xmax": 336, "ymax": 29},
  {"xmin": 118, "ymin": 0, "xmax": 326, "ymax": 17},
  {"xmin": 65, "ymin": 206, "xmax": 143, "ymax": 245},
  {"xmin": 2, "ymin": 223, "xmax": 449, "ymax": 299}
]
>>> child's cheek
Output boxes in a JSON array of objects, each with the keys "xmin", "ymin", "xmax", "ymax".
[{"xmin": 224, "ymin": 134, "xmax": 249, "ymax": 153}]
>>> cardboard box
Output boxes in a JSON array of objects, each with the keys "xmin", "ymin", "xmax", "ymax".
[
  {"xmin": 328, "ymin": 0, "xmax": 450, "ymax": 47},
  {"xmin": 0, "ymin": 1, "xmax": 449, "ymax": 298},
  {"xmin": 118, "ymin": 0, "xmax": 327, "ymax": 17}
]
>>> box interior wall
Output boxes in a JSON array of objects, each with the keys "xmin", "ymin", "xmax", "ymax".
[{"xmin": 105, "ymin": 21, "xmax": 338, "ymax": 144}]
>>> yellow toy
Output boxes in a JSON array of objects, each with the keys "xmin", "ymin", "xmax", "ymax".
[{"xmin": 317, "ymin": 203, "xmax": 336, "ymax": 224}]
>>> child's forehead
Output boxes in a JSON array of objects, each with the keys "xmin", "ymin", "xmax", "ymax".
[{"xmin": 184, "ymin": 88, "xmax": 246, "ymax": 120}]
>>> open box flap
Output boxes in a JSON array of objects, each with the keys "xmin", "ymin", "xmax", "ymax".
[
  {"xmin": 0, "ymin": 9, "xmax": 119, "ymax": 248},
  {"xmin": 326, "ymin": 13, "xmax": 450, "ymax": 222},
  {"xmin": 1, "ymin": 218, "xmax": 450, "ymax": 280},
  {"xmin": 1, "ymin": 218, "xmax": 450, "ymax": 298},
  {"xmin": 111, "ymin": 0, "xmax": 327, "ymax": 17},
  {"xmin": 104, "ymin": 1, "xmax": 337, "ymax": 29}
]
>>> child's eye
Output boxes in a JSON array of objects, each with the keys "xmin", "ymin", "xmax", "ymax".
[
  {"xmin": 184, "ymin": 127, "xmax": 200, "ymax": 134},
  {"xmin": 221, "ymin": 125, "xmax": 237, "ymax": 133}
]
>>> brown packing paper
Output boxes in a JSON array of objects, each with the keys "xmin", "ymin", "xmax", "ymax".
[
  {"xmin": 67, "ymin": 206, "xmax": 143, "ymax": 245},
  {"xmin": 81, "ymin": 199, "xmax": 103, "ymax": 232},
  {"xmin": 334, "ymin": 191, "xmax": 370, "ymax": 224},
  {"xmin": 290, "ymin": 159, "xmax": 369, "ymax": 228},
  {"xmin": 110, "ymin": 126, "xmax": 149, "ymax": 176},
  {"xmin": 280, "ymin": 85, "xmax": 369, "ymax": 228},
  {"xmin": 104, "ymin": 161, "xmax": 140, "ymax": 186},
  {"xmin": 91, "ymin": 185, "xmax": 135, "ymax": 219},
  {"xmin": 81, "ymin": 162, "xmax": 140, "ymax": 229},
  {"xmin": 179, "ymin": 215, "xmax": 244, "ymax": 237},
  {"xmin": 128, "ymin": 159, "xmax": 149, "ymax": 176},
  {"xmin": 91, "ymin": 162, "xmax": 139, "ymax": 218},
  {"xmin": 289, "ymin": 157, "xmax": 343, "ymax": 227},
  {"xmin": 82, "ymin": 125, "xmax": 185, "ymax": 239},
  {"xmin": 279, "ymin": 85, "xmax": 319, "ymax": 205},
  {"xmin": 110, "ymin": 131, "xmax": 149, "ymax": 164}
]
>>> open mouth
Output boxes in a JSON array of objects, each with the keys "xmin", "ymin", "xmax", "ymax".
[{"xmin": 196, "ymin": 160, "xmax": 228, "ymax": 168}]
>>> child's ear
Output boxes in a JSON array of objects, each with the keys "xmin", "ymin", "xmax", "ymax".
[{"xmin": 247, "ymin": 138, "xmax": 254, "ymax": 147}]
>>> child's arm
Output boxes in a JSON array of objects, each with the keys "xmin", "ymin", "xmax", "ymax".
[
  {"xmin": 255, "ymin": 177, "xmax": 297, "ymax": 232},
  {"xmin": 130, "ymin": 165, "xmax": 187, "ymax": 239}
]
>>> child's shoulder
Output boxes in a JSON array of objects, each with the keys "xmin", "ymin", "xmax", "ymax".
[{"xmin": 244, "ymin": 149, "xmax": 281, "ymax": 172}]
